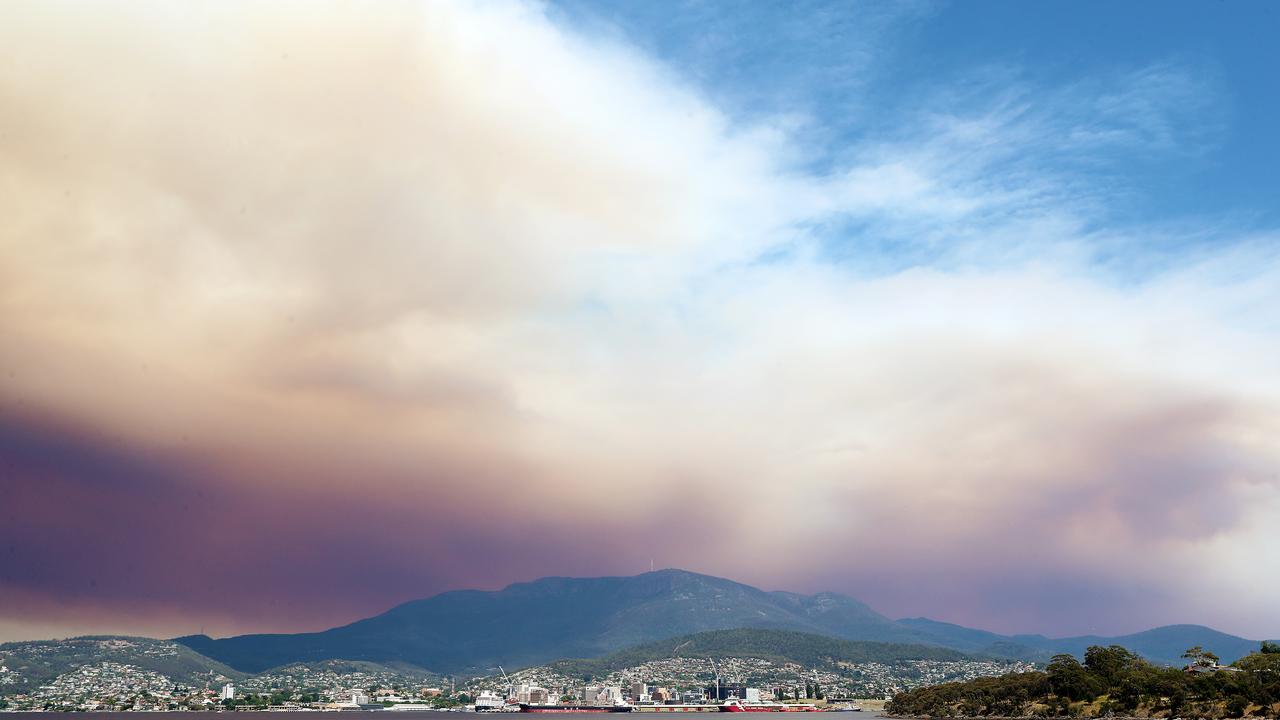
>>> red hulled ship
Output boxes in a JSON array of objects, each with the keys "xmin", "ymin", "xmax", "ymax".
[
  {"xmin": 519, "ymin": 704, "xmax": 632, "ymax": 713},
  {"xmin": 718, "ymin": 699, "xmax": 820, "ymax": 712}
]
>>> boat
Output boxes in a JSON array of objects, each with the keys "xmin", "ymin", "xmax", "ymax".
[
  {"xmin": 518, "ymin": 705, "xmax": 632, "ymax": 713},
  {"xmin": 474, "ymin": 691, "xmax": 507, "ymax": 712},
  {"xmin": 718, "ymin": 699, "xmax": 820, "ymax": 713},
  {"xmin": 633, "ymin": 705, "xmax": 719, "ymax": 713}
]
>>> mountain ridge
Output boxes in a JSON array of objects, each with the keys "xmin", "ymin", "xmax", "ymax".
[{"xmin": 173, "ymin": 569, "xmax": 1274, "ymax": 674}]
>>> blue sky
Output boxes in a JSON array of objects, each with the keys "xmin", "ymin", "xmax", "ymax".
[{"xmin": 551, "ymin": 0, "xmax": 1280, "ymax": 253}]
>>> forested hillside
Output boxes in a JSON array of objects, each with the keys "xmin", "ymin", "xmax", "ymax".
[{"xmin": 544, "ymin": 628, "xmax": 973, "ymax": 677}]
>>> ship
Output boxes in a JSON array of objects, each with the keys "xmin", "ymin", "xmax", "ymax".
[
  {"xmin": 474, "ymin": 691, "xmax": 508, "ymax": 712},
  {"xmin": 632, "ymin": 705, "xmax": 719, "ymax": 713},
  {"xmin": 518, "ymin": 704, "xmax": 632, "ymax": 713},
  {"xmin": 718, "ymin": 699, "xmax": 820, "ymax": 712}
]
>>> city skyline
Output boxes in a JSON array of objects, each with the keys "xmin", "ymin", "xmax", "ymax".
[{"xmin": 2, "ymin": 1, "xmax": 1279, "ymax": 644}]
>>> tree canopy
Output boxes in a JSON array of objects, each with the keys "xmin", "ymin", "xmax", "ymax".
[{"xmin": 887, "ymin": 642, "xmax": 1280, "ymax": 718}]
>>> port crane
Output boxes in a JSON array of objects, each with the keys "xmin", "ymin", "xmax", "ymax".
[{"xmin": 497, "ymin": 666, "xmax": 513, "ymax": 701}]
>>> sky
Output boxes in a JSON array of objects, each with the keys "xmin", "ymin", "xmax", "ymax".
[{"xmin": 1, "ymin": 0, "xmax": 1279, "ymax": 644}]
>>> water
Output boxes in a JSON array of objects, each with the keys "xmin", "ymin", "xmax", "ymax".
[{"xmin": 5, "ymin": 707, "xmax": 885, "ymax": 712}]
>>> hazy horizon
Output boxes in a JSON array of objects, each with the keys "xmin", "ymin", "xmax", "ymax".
[{"xmin": 3, "ymin": 0, "xmax": 1279, "ymax": 645}]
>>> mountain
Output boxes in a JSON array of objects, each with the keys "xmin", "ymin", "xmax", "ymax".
[
  {"xmin": 0, "ymin": 636, "xmax": 243, "ymax": 691},
  {"xmin": 177, "ymin": 569, "xmax": 937, "ymax": 674},
  {"xmin": 174, "ymin": 569, "xmax": 1274, "ymax": 674},
  {"xmin": 541, "ymin": 628, "xmax": 975, "ymax": 679}
]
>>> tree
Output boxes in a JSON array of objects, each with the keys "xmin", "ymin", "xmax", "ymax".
[
  {"xmin": 1237, "ymin": 651, "xmax": 1280, "ymax": 675},
  {"xmin": 1182, "ymin": 645, "xmax": 1218, "ymax": 667},
  {"xmin": 1225, "ymin": 693, "xmax": 1249, "ymax": 717},
  {"xmin": 1047, "ymin": 654, "xmax": 1101, "ymax": 702},
  {"xmin": 1084, "ymin": 645, "xmax": 1141, "ymax": 685},
  {"xmin": 1261, "ymin": 641, "xmax": 1280, "ymax": 655}
]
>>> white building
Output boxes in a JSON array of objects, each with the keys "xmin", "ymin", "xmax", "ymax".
[
  {"xmin": 219, "ymin": 683, "xmax": 236, "ymax": 701},
  {"xmin": 584, "ymin": 686, "xmax": 624, "ymax": 705}
]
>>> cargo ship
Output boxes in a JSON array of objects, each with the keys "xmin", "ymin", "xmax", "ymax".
[
  {"xmin": 518, "ymin": 704, "xmax": 632, "ymax": 713},
  {"xmin": 718, "ymin": 699, "xmax": 820, "ymax": 712},
  {"xmin": 632, "ymin": 705, "xmax": 719, "ymax": 712}
]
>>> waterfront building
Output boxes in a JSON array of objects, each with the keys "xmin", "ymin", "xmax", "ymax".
[
  {"xmin": 515, "ymin": 683, "xmax": 552, "ymax": 704},
  {"xmin": 706, "ymin": 683, "xmax": 748, "ymax": 701},
  {"xmin": 582, "ymin": 685, "xmax": 624, "ymax": 704}
]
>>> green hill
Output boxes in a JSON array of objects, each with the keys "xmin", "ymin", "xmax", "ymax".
[
  {"xmin": 543, "ymin": 628, "xmax": 975, "ymax": 677},
  {"xmin": 0, "ymin": 636, "xmax": 243, "ymax": 693},
  {"xmin": 253, "ymin": 657, "xmax": 441, "ymax": 683},
  {"xmin": 261, "ymin": 658, "xmax": 438, "ymax": 677}
]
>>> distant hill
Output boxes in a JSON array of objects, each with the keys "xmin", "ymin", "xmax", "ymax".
[
  {"xmin": 0, "ymin": 636, "xmax": 451, "ymax": 699},
  {"xmin": 898, "ymin": 618, "xmax": 1270, "ymax": 666},
  {"xmin": 0, "ymin": 636, "xmax": 242, "ymax": 692},
  {"xmin": 173, "ymin": 569, "xmax": 1276, "ymax": 674},
  {"xmin": 1038, "ymin": 624, "xmax": 1270, "ymax": 666},
  {"xmin": 542, "ymin": 628, "xmax": 974, "ymax": 678}
]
